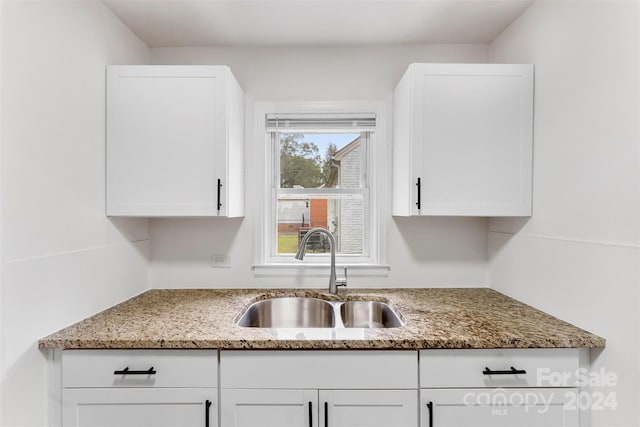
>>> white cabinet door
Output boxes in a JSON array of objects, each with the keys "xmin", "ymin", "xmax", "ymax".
[
  {"xmin": 221, "ymin": 389, "xmax": 418, "ymax": 427},
  {"xmin": 393, "ymin": 63, "xmax": 533, "ymax": 217},
  {"xmin": 221, "ymin": 389, "xmax": 318, "ymax": 427},
  {"xmin": 106, "ymin": 65, "xmax": 244, "ymax": 217},
  {"xmin": 320, "ymin": 389, "xmax": 418, "ymax": 427},
  {"xmin": 63, "ymin": 388, "xmax": 217, "ymax": 427},
  {"xmin": 420, "ymin": 389, "xmax": 578, "ymax": 427}
]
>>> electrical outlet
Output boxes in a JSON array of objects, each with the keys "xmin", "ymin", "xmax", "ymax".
[{"xmin": 211, "ymin": 254, "xmax": 230, "ymax": 268}]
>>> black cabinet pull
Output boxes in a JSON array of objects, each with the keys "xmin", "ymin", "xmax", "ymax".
[
  {"xmin": 416, "ymin": 177, "xmax": 421, "ymax": 210},
  {"xmin": 205, "ymin": 400, "xmax": 212, "ymax": 427},
  {"xmin": 483, "ymin": 366, "xmax": 527, "ymax": 375},
  {"xmin": 308, "ymin": 401, "xmax": 313, "ymax": 427},
  {"xmin": 217, "ymin": 179, "xmax": 222, "ymax": 211},
  {"xmin": 426, "ymin": 401, "xmax": 433, "ymax": 427},
  {"xmin": 113, "ymin": 367, "xmax": 156, "ymax": 375},
  {"xmin": 324, "ymin": 402, "xmax": 328, "ymax": 427}
]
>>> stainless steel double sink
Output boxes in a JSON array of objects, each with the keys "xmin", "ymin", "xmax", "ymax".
[{"xmin": 236, "ymin": 297, "xmax": 403, "ymax": 329}]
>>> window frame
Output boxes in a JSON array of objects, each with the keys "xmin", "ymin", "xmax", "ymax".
[{"xmin": 253, "ymin": 101, "xmax": 389, "ymax": 276}]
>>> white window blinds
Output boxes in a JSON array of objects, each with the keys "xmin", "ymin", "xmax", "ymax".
[{"xmin": 265, "ymin": 113, "xmax": 376, "ymax": 132}]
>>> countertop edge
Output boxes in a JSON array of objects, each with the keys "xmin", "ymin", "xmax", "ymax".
[{"xmin": 38, "ymin": 288, "xmax": 606, "ymax": 350}]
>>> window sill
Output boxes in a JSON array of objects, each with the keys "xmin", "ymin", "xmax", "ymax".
[{"xmin": 252, "ymin": 263, "xmax": 390, "ymax": 278}]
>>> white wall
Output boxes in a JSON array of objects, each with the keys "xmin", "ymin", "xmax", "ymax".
[
  {"xmin": 0, "ymin": 1, "xmax": 151, "ymax": 425},
  {"xmin": 0, "ymin": 4, "xmax": 4, "ymax": 423},
  {"xmin": 488, "ymin": 2, "xmax": 640, "ymax": 426},
  {"xmin": 150, "ymin": 45, "xmax": 491, "ymax": 289}
]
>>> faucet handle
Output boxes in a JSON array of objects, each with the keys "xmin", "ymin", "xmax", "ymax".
[{"xmin": 336, "ymin": 267, "xmax": 348, "ymax": 288}]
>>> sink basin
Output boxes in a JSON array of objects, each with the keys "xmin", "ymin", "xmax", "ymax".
[
  {"xmin": 340, "ymin": 301, "xmax": 404, "ymax": 328},
  {"xmin": 237, "ymin": 297, "xmax": 335, "ymax": 328},
  {"xmin": 236, "ymin": 296, "xmax": 403, "ymax": 329}
]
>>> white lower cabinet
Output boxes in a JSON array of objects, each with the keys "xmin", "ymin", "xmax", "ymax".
[
  {"xmin": 61, "ymin": 350, "xmax": 218, "ymax": 427},
  {"xmin": 220, "ymin": 351, "xmax": 418, "ymax": 427},
  {"xmin": 419, "ymin": 349, "xmax": 582, "ymax": 427},
  {"xmin": 57, "ymin": 348, "xmax": 589, "ymax": 427}
]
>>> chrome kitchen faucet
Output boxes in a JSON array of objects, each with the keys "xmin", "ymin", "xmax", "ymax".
[{"xmin": 295, "ymin": 227, "xmax": 347, "ymax": 294}]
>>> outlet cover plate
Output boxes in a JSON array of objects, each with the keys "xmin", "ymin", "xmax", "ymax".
[{"xmin": 211, "ymin": 254, "xmax": 230, "ymax": 268}]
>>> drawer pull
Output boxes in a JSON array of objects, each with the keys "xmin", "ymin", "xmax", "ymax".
[
  {"xmin": 308, "ymin": 401, "xmax": 313, "ymax": 427},
  {"xmin": 426, "ymin": 401, "xmax": 433, "ymax": 427},
  {"xmin": 113, "ymin": 367, "xmax": 157, "ymax": 375},
  {"xmin": 483, "ymin": 366, "xmax": 527, "ymax": 375},
  {"xmin": 324, "ymin": 401, "xmax": 328, "ymax": 427},
  {"xmin": 205, "ymin": 400, "xmax": 212, "ymax": 427}
]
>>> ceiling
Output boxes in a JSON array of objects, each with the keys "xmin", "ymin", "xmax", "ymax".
[{"xmin": 103, "ymin": 0, "xmax": 535, "ymax": 47}]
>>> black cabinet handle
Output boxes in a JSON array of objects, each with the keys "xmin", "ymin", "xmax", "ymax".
[
  {"xmin": 217, "ymin": 179, "xmax": 222, "ymax": 211},
  {"xmin": 113, "ymin": 367, "xmax": 156, "ymax": 375},
  {"xmin": 426, "ymin": 401, "xmax": 433, "ymax": 427},
  {"xmin": 205, "ymin": 400, "xmax": 212, "ymax": 427},
  {"xmin": 324, "ymin": 402, "xmax": 328, "ymax": 427},
  {"xmin": 308, "ymin": 401, "xmax": 313, "ymax": 427},
  {"xmin": 483, "ymin": 366, "xmax": 527, "ymax": 375},
  {"xmin": 416, "ymin": 177, "xmax": 421, "ymax": 210}
]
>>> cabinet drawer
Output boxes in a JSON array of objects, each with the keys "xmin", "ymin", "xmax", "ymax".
[
  {"xmin": 420, "ymin": 349, "xmax": 579, "ymax": 388},
  {"xmin": 62, "ymin": 350, "xmax": 218, "ymax": 388},
  {"xmin": 221, "ymin": 350, "xmax": 417, "ymax": 389}
]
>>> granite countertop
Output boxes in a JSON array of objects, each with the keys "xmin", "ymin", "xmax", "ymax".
[{"xmin": 38, "ymin": 288, "xmax": 605, "ymax": 350}]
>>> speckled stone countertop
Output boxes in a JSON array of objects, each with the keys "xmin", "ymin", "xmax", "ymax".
[{"xmin": 38, "ymin": 288, "xmax": 605, "ymax": 350}]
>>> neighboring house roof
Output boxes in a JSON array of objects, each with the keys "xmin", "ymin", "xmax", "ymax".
[
  {"xmin": 325, "ymin": 136, "xmax": 360, "ymax": 187},
  {"xmin": 334, "ymin": 136, "xmax": 361, "ymax": 160}
]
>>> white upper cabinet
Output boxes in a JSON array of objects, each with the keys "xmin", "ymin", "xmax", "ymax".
[
  {"xmin": 392, "ymin": 63, "xmax": 533, "ymax": 217},
  {"xmin": 106, "ymin": 65, "xmax": 244, "ymax": 217}
]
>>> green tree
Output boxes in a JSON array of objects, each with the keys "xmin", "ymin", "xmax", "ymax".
[
  {"xmin": 280, "ymin": 134, "xmax": 323, "ymax": 188},
  {"xmin": 321, "ymin": 143, "xmax": 338, "ymax": 187}
]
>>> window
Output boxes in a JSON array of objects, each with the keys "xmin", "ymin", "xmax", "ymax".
[
  {"xmin": 275, "ymin": 131, "xmax": 369, "ymax": 256},
  {"xmin": 255, "ymin": 104, "xmax": 387, "ymax": 273}
]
